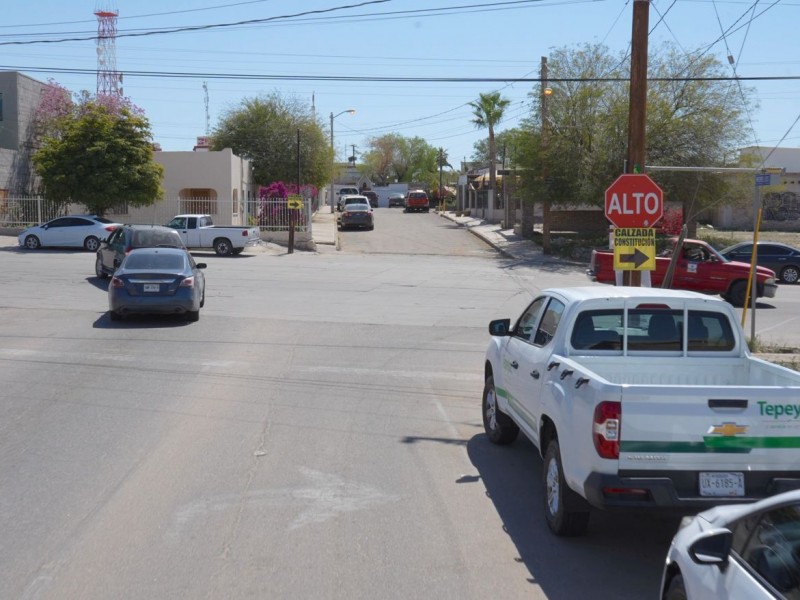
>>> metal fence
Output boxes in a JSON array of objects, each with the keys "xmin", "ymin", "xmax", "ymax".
[{"xmin": 0, "ymin": 195, "xmax": 313, "ymax": 233}]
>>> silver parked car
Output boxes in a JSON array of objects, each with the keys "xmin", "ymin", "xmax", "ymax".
[
  {"xmin": 661, "ymin": 489, "xmax": 800, "ymax": 599},
  {"xmin": 18, "ymin": 215, "xmax": 120, "ymax": 252},
  {"xmin": 108, "ymin": 247, "xmax": 206, "ymax": 322}
]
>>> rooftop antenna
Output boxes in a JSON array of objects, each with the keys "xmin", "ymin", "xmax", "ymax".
[
  {"xmin": 94, "ymin": 1, "xmax": 123, "ymax": 97},
  {"xmin": 203, "ymin": 81, "xmax": 210, "ymax": 135}
]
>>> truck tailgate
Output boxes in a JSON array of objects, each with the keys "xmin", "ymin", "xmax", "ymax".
[{"xmin": 620, "ymin": 385, "xmax": 800, "ymax": 472}]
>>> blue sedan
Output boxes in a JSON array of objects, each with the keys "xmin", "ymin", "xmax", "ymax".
[
  {"xmin": 720, "ymin": 241, "xmax": 800, "ymax": 284},
  {"xmin": 108, "ymin": 247, "xmax": 206, "ymax": 322}
]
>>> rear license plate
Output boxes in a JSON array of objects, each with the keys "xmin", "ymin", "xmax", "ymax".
[
  {"xmin": 143, "ymin": 283, "xmax": 160, "ymax": 293},
  {"xmin": 699, "ymin": 472, "xmax": 744, "ymax": 497}
]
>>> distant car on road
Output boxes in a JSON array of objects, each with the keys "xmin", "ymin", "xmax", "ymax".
[
  {"xmin": 108, "ymin": 247, "xmax": 206, "ymax": 322},
  {"xmin": 18, "ymin": 215, "xmax": 119, "ymax": 252},
  {"xmin": 404, "ymin": 190, "xmax": 430, "ymax": 213},
  {"xmin": 720, "ymin": 241, "xmax": 800, "ymax": 284},
  {"xmin": 362, "ymin": 190, "xmax": 379, "ymax": 208},
  {"xmin": 337, "ymin": 202, "xmax": 374, "ymax": 231},
  {"xmin": 339, "ymin": 195, "xmax": 373, "ymax": 213},
  {"xmin": 95, "ymin": 224, "xmax": 186, "ymax": 280},
  {"xmin": 660, "ymin": 489, "xmax": 800, "ymax": 600},
  {"xmin": 388, "ymin": 193, "xmax": 406, "ymax": 208}
]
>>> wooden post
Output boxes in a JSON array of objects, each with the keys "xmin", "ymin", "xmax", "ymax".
[{"xmin": 624, "ymin": 0, "xmax": 649, "ymax": 286}]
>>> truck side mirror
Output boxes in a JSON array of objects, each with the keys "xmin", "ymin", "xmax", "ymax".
[{"xmin": 488, "ymin": 319, "xmax": 511, "ymax": 336}]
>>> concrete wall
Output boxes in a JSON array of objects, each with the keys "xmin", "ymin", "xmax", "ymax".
[{"xmin": 0, "ymin": 71, "xmax": 47, "ymax": 194}]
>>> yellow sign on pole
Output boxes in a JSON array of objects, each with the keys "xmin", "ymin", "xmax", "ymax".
[
  {"xmin": 287, "ymin": 195, "xmax": 303, "ymax": 209},
  {"xmin": 613, "ymin": 227, "xmax": 656, "ymax": 271}
]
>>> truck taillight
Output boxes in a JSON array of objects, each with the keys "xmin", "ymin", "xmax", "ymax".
[
  {"xmin": 241, "ymin": 230, "xmax": 248, "ymax": 237},
  {"xmin": 593, "ymin": 401, "xmax": 620, "ymax": 459}
]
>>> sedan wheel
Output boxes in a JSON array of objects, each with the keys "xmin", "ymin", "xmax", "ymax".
[
  {"xmin": 24, "ymin": 235, "xmax": 41, "ymax": 250},
  {"xmin": 780, "ymin": 265, "xmax": 800, "ymax": 284},
  {"xmin": 84, "ymin": 236, "xmax": 101, "ymax": 252}
]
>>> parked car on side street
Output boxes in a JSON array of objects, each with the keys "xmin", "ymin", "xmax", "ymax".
[
  {"xmin": 18, "ymin": 215, "xmax": 120, "ymax": 252},
  {"xmin": 720, "ymin": 241, "xmax": 800, "ymax": 284},
  {"xmin": 362, "ymin": 190, "xmax": 379, "ymax": 208},
  {"xmin": 339, "ymin": 195, "xmax": 373, "ymax": 213},
  {"xmin": 404, "ymin": 190, "xmax": 430, "ymax": 213},
  {"xmin": 660, "ymin": 489, "xmax": 800, "ymax": 600},
  {"xmin": 335, "ymin": 187, "xmax": 360, "ymax": 210},
  {"xmin": 95, "ymin": 224, "xmax": 186, "ymax": 280},
  {"xmin": 108, "ymin": 247, "xmax": 206, "ymax": 322},
  {"xmin": 337, "ymin": 202, "xmax": 374, "ymax": 231},
  {"xmin": 388, "ymin": 193, "xmax": 406, "ymax": 208}
]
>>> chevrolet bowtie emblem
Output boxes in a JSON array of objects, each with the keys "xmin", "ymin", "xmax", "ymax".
[{"xmin": 708, "ymin": 422, "xmax": 748, "ymax": 437}]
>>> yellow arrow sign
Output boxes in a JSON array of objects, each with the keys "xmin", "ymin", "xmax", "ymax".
[
  {"xmin": 287, "ymin": 195, "xmax": 303, "ymax": 209},
  {"xmin": 613, "ymin": 227, "xmax": 656, "ymax": 270}
]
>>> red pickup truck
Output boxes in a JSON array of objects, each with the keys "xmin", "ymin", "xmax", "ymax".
[
  {"xmin": 587, "ymin": 238, "xmax": 778, "ymax": 306},
  {"xmin": 404, "ymin": 190, "xmax": 430, "ymax": 213}
]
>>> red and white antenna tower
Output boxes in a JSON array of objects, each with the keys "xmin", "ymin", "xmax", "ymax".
[{"xmin": 95, "ymin": 2, "xmax": 123, "ymax": 97}]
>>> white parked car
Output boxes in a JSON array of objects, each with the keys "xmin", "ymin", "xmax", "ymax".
[
  {"xmin": 661, "ymin": 489, "xmax": 800, "ymax": 599},
  {"xmin": 18, "ymin": 215, "xmax": 120, "ymax": 251}
]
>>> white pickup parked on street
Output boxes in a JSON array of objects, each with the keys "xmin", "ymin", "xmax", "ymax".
[
  {"xmin": 483, "ymin": 286, "xmax": 800, "ymax": 536},
  {"xmin": 165, "ymin": 214, "xmax": 261, "ymax": 256}
]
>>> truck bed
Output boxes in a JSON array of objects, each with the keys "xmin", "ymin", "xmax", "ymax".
[{"xmin": 567, "ymin": 355, "xmax": 800, "ymax": 387}]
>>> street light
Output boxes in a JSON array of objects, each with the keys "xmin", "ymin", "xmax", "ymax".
[{"xmin": 330, "ymin": 109, "xmax": 356, "ymax": 213}]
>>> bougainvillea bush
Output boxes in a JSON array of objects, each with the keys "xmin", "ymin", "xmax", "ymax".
[{"xmin": 257, "ymin": 182, "xmax": 317, "ymax": 228}]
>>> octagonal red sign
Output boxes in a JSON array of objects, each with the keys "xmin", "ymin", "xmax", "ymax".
[{"xmin": 604, "ymin": 174, "xmax": 663, "ymax": 228}]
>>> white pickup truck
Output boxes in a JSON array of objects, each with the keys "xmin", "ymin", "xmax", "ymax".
[
  {"xmin": 165, "ymin": 214, "xmax": 261, "ymax": 256},
  {"xmin": 483, "ymin": 286, "xmax": 800, "ymax": 536}
]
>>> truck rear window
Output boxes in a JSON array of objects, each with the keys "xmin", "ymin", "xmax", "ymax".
[{"xmin": 571, "ymin": 309, "xmax": 735, "ymax": 352}]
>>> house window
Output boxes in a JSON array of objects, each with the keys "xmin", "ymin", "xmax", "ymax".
[{"xmin": 179, "ymin": 188, "xmax": 217, "ymax": 215}]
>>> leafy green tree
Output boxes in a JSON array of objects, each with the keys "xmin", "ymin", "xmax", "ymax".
[
  {"xmin": 360, "ymin": 133, "xmax": 403, "ymax": 185},
  {"xmin": 33, "ymin": 101, "xmax": 163, "ymax": 215},
  {"xmin": 469, "ymin": 92, "xmax": 511, "ymax": 195},
  {"xmin": 517, "ymin": 42, "xmax": 753, "ymax": 237},
  {"xmin": 360, "ymin": 133, "xmax": 439, "ymax": 187},
  {"xmin": 211, "ymin": 93, "xmax": 331, "ymax": 189}
]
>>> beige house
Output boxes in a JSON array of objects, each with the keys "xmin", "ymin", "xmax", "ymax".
[{"xmin": 104, "ymin": 145, "xmax": 255, "ymax": 226}]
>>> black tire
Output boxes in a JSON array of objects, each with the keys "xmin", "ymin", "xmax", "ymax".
[
  {"xmin": 542, "ymin": 440, "xmax": 590, "ymax": 536},
  {"xmin": 231, "ymin": 248, "xmax": 244, "ymax": 255},
  {"xmin": 482, "ymin": 375, "xmax": 519, "ymax": 445},
  {"xmin": 780, "ymin": 265, "xmax": 800, "ymax": 284},
  {"xmin": 186, "ymin": 310, "xmax": 200, "ymax": 322},
  {"xmin": 84, "ymin": 236, "xmax": 100, "ymax": 252},
  {"xmin": 214, "ymin": 238, "xmax": 233, "ymax": 256},
  {"xmin": 727, "ymin": 281, "xmax": 748, "ymax": 307},
  {"xmin": 95, "ymin": 255, "xmax": 109, "ymax": 279},
  {"xmin": 109, "ymin": 310, "xmax": 122, "ymax": 321},
  {"xmin": 24, "ymin": 235, "xmax": 41, "ymax": 250},
  {"xmin": 664, "ymin": 573, "xmax": 687, "ymax": 600}
]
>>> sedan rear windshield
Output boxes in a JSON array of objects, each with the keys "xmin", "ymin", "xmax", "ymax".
[{"xmin": 124, "ymin": 253, "xmax": 186, "ymax": 271}]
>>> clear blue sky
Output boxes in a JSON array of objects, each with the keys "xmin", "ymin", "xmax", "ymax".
[{"xmin": 3, "ymin": 1, "xmax": 798, "ymax": 169}]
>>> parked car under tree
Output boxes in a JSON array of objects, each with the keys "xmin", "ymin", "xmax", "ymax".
[{"xmin": 18, "ymin": 215, "xmax": 119, "ymax": 252}]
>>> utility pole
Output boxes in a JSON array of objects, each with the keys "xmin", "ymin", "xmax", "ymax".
[
  {"xmin": 501, "ymin": 143, "xmax": 507, "ymax": 228},
  {"xmin": 624, "ymin": 0, "xmax": 650, "ymax": 286},
  {"xmin": 541, "ymin": 56, "xmax": 551, "ymax": 253},
  {"xmin": 438, "ymin": 147, "xmax": 444, "ymax": 212}
]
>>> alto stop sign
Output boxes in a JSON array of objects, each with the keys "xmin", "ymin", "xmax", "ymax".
[{"xmin": 604, "ymin": 174, "xmax": 664, "ymax": 228}]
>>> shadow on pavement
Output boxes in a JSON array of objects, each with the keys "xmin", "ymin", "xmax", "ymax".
[{"xmin": 466, "ymin": 433, "xmax": 680, "ymax": 599}]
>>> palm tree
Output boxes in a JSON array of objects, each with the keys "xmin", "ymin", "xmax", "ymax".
[{"xmin": 469, "ymin": 92, "xmax": 510, "ymax": 197}]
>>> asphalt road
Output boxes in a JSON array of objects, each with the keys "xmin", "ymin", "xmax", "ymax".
[{"xmin": 0, "ymin": 212, "xmax": 796, "ymax": 599}]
